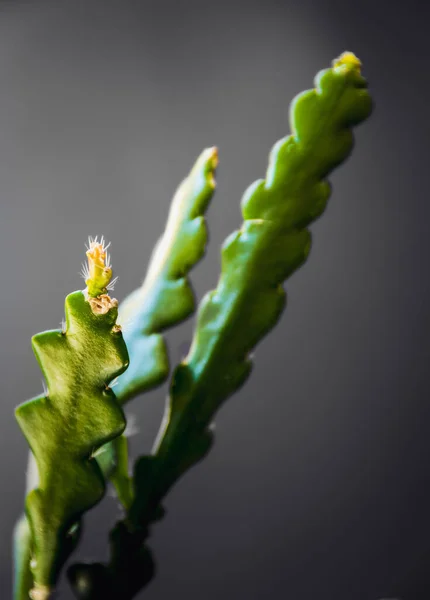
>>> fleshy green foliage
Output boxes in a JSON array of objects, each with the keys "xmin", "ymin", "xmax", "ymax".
[
  {"xmin": 67, "ymin": 52, "xmax": 373, "ymax": 600},
  {"xmin": 95, "ymin": 147, "xmax": 218, "ymax": 505},
  {"xmin": 13, "ymin": 453, "xmax": 48, "ymax": 600},
  {"xmin": 107, "ymin": 435, "xmax": 135, "ymax": 510},
  {"xmin": 15, "ymin": 291, "xmax": 128, "ymax": 595},
  {"xmin": 129, "ymin": 51, "xmax": 372, "ymax": 527},
  {"xmin": 13, "ymin": 516, "xmax": 33, "ymax": 600},
  {"xmin": 114, "ymin": 146, "xmax": 218, "ymax": 404}
]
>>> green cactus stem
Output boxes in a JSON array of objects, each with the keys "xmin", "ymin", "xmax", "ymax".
[
  {"xmin": 13, "ymin": 453, "xmax": 51, "ymax": 600},
  {"xmin": 96, "ymin": 148, "xmax": 218, "ymax": 504},
  {"xmin": 13, "ymin": 515, "xmax": 34, "ymax": 600},
  {"xmin": 68, "ymin": 51, "xmax": 373, "ymax": 600},
  {"xmin": 15, "ymin": 240, "xmax": 129, "ymax": 599},
  {"xmin": 131, "ymin": 49, "xmax": 373, "ymax": 525},
  {"xmin": 115, "ymin": 146, "xmax": 218, "ymax": 404}
]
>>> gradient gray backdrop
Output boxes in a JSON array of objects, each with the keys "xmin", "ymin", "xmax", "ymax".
[{"xmin": 1, "ymin": 0, "xmax": 429, "ymax": 598}]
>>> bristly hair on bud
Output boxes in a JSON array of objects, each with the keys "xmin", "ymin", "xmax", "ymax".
[{"xmin": 82, "ymin": 236, "xmax": 119, "ymax": 313}]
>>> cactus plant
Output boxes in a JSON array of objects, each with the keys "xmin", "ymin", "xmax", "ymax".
[
  {"xmin": 14, "ymin": 51, "xmax": 372, "ymax": 599},
  {"xmin": 15, "ymin": 239, "xmax": 129, "ymax": 599},
  {"xmin": 115, "ymin": 146, "xmax": 218, "ymax": 405},
  {"xmin": 98, "ymin": 146, "xmax": 218, "ymax": 505}
]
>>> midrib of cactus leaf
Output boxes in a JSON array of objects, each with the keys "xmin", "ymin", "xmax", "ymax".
[
  {"xmin": 68, "ymin": 52, "xmax": 372, "ymax": 600},
  {"xmin": 15, "ymin": 241, "xmax": 129, "ymax": 599}
]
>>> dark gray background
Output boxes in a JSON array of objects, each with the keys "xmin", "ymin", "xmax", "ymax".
[{"xmin": 1, "ymin": 0, "xmax": 429, "ymax": 598}]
